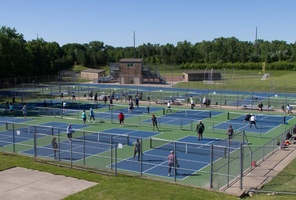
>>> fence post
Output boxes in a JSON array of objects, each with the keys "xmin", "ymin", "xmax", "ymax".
[
  {"xmin": 210, "ymin": 144, "xmax": 213, "ymax": 189},
  {"xmin": 34, "ymin": 131, "xmax": 37, "ymax": 162},
  {"xmin": 12, "ymin": 123, "xmax": 15, "ymax": 153},
  {"xmin": 70, "ymin": 139, "xmax": 73, "ymax": 168},
  {"xmin": 114, "ymin": 144, "xmax": 117, "ymax": 176},
  {"xmin": 140, "ymin": 138, "xmax": 143, "ymax": 176},
  {"xmin": 240, "ymin": 143, "xmax": 243, "ymax": 190}
]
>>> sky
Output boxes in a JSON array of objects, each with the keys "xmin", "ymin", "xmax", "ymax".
[{"xmin": 1, "ymin": 0, "xmax": 296, "ymax": 47}]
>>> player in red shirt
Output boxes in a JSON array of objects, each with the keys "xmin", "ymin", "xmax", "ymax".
[{"xmin": 118, "ymin": 112, "xmax": 125, "ymax": 127}]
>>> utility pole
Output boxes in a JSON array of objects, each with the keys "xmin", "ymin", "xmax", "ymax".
[{"xmin": 133, "ymin": 31, "xmax": 136, "ymax": 58}]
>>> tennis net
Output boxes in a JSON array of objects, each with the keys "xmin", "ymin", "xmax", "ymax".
[
  {"xmin": 150, "ymin": 138, "xmax": 228, "ymax": 158},
  {"xmin": 73, "ymin": 131, "xmax": 130, "ymax": 145},
  {"xmin": 227, "ymin": 112, "xmax": 286, "ymax": 124},
  {"xmin": 6, "ymin": 122, "xmax": 59, "ymax": 135},
  {"xmin": 163, "ymin": 108, "xmax": 211, "ymax": 118},
  {"xmin": 109, "ymin": 104, "xmax": 150, "ymax": 114}
]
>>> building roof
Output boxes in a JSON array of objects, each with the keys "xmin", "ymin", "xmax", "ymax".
[
  {"xmin": 119, "ymin": 58, "xmax": 143, "ymax": 63},
  {"xmin": 183, "ymin": 70, "xmax": 220, "ymax": 74},
  {"xmin": 81, "ymin": 69, "xmax": 106, "ymax": 73}
]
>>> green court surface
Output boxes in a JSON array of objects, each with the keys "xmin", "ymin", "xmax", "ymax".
[{"xmin": 0, "ymin": 100, "xmax": 295, "ymax": 190}]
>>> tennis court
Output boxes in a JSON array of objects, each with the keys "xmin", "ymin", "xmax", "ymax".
[
  {"xmin": 0, "ymin": 121, "xmax": 88, "ymax": 147},
  {"xmin": 113, "ymin": 136, "xmax": 242, "ymax": 179},
  {"xmin": 20, "ymin": 127, "xmax": 161, "ymax": 161},
  {"xmin": 142, "ymin": 109, "xmax": 223, "ymax": 126},
  {"xmin": 213, "ymin": 112, "xmax": 293, "ymax": 134}
]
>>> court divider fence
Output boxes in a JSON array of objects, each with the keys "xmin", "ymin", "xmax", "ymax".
[{"xmin": 0, "ymin": 121, "xmax": 294, "ymax": 191}]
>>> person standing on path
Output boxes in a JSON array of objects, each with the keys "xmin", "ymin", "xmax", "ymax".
[{"xmin": 196, "ymin": 120, "xmax": 205, "ymax": 140}]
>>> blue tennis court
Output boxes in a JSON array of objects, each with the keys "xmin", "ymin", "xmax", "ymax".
[
  {"xmin": 0, "ymin": 116, "xmax": 31, "ymax": 124},
  {"xmin": 20, "ymin": 128, "xmax": 161, "ymax": 161},
  {"xmin": 21, "ymin": 139, "xmax": 112, "ymax": 161},
  {"xmin": 213, "ymin": 114, "xmax": 293, "ymax": 134},
  {"xmin": 113, "ymin": 136, "xmax": 242, "ymax": 179}
]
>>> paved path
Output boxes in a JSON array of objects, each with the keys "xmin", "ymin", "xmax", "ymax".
[
  {"xmin": 0, "ymin": 167, "xmax": 97, "ymax": 200},
  {"xmin": 223, "ymin": 144, "xmax": 296, "ymax": 197}
]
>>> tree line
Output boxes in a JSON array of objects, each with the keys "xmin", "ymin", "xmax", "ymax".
[{"xmin": 1, "ymin": 26, "xmax": 296, "ymax": 78}]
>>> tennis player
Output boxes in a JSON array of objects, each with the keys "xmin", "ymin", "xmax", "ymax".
[
  {"xmin": 168, "ymin": 150, "xmax": 179, "ymax": 176},
  {"xmin": 52, "ymin": 137, "xmax": 58, "ymax": 159},
  {"xmin": 133, "ymin": 139, "xmax": 141, "ymax": 161},
  {"xmin": 118, "ymin": 112, "xmax": 125, "ymax": 127},
  {"xmin": 258, "ymin": 102, "xmax": 263, "ymax": 115},
  {"xmin": 166, "ymin": 101, "xmax": 172, "ymax": 113},
  {"xmin": 82, "ymin": 110, "xmax": 87, "ymax": 125},
  {"xmin": 196, "ymin": 120, "xmax": 205, "ymax": 140},
  {"xmin": 249, "ymin": 114, "xmax": 258, "ymax": 129},
  {"xmin": 243, "ymin": 113, "xmax": 251, "ymax": 124},
  {"xmin": 129, "ymin": 100, "xmax": 134, "ymax": 113},
  {"xmin": 22, "ymin": 104, "xmax": 27, "ymax": 119},
  {"xmin": 66, "ymin": 124, "xmax": 74, "ymax": 142},
  {"xmin": 226, "ymin": 125, "xmax": 234, "ymax": 144},
  {"xmin": 89, "ymin": 108, "xmax": 96, "ymax": 122},
  {"xmin": 9, "ymin": 103, "xmax": 14, "ymax": 116},
  {"xmin": 151, "ymin": 114, "xmax": 160, "ymax": 131}
]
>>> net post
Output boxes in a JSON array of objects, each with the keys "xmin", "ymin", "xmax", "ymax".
[
  {"xmin": 190, "ymin": 120, "xmax": 193, "ymax": 131},
  {"xmin": 149, "ymin": 137, "xmax": 152, "ymax": 148},
  {"xmin": 283, "ymin": 116, "xmax": 286, "ymax": 124},
  {"xmin": 227, "ymin": 112, "xmax": 230, "ymax": 120},
  {"xmin": 163, "ymin": 108, "xmax": 165, "ymax": 115},
  {"xmin": 209, "ymin": 111, "xmax": 212, "ymax": 118}
]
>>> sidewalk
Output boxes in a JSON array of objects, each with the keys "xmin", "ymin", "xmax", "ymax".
[
  {"xmin": 223, "ymin": 144, "xmax": 296, "ymax": 197},
  {"xmin": 0, "ymin": 167, "xmax": 97, "ymax": 200}
]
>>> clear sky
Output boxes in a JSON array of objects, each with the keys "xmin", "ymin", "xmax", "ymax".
[{"xmin": 1, "ymin": 0, "xmax": 295, "ymax": 47}]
